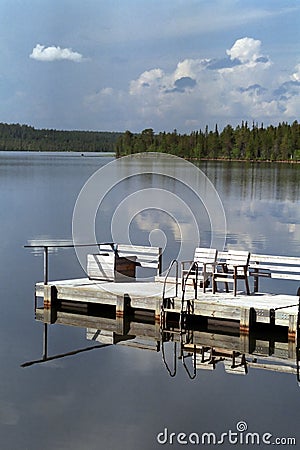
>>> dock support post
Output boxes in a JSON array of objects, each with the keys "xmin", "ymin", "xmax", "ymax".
[
  {"xmin": 155, "ymin": 298, "xmax": 162, "ymax": 323},
  {"xmin": 116, "ymin": 295, "xmax": 131, "ymax": 334},
  {"xmin": 240, "ymin": 307, "xmax": 249, "ymax": 353},
  {"xmin": 269, "ymin": 308, "xmax": 275, "ymax": 327},
  {"xmin": 240, "ymin": 307, "xmax": 255, "ymax": 334},
  {"xmin": 116, "ymin": 317, "xmax": 129, "ymax": 336},
  {"xmin": 116, "ymin": 295, "xmax": 131, "ymax": 317},
  {"xmin": 43, "ymin": 285, "xmax": 57, "ymax": 324},
  {"xmin": 240, "ymin": 307, "xmax": 256, "ymax": 353},
  {"xmin": 288, "ymin": 314, "xmax": 297, "ymax": 342}
]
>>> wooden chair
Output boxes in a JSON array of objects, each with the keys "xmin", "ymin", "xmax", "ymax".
[
  {"xmin": 212, "ymin": 250, "xmax": 250, "ymax": 296},
  {"xmin": 181, "ymin": 247, "xmax": 218, "ymax": 296}
]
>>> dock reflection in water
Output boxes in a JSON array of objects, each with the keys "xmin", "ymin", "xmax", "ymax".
[{"xmin": 23, "ymin": 300, "xmax": 300, "ymax": 385}]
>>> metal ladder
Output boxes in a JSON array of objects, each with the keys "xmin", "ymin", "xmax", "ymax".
[
  {"xmin": 160, "ymin": 259, "xmax": 179, "ymax": 325},
  {"xmin": 180, "ymin": 262, "xmax": 198, "ymax": 329}
]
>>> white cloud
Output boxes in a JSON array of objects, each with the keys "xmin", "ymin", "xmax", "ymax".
[
  {"xmin": 283, "ymin": 93, "xmax": 300, "ymax": 117},
  {"xmin": 84, "ymin": 37, "xmax": 300, "ymax": 131},
  {"xmin": 129, "ymin": 68, "xmax": 164, "ymax": 94},
  {"xmin": 100, "ymin": 87, "xmax": 114, "ymax": 95},
  {"xmin": 174, "ymin": 59, "xmax": 209, "ymax": 80},
  {"xmin": 30, "ymin": 44, "xmax": 83, "ymax": 62},
  {"xmin": 226, "ymin": 37, "xmax": 263, "ymax": 64},
  {"xmin": 126, "ymin": 37, "xmax": 275, "ymax": 125},
  {"xmin": 292, "ymin": 63, "xmax": 300, "ymax": 81}
]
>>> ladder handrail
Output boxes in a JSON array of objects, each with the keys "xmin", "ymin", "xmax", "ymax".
[
  {"xmin": 161, "ymin": 259, "xmax": 179, "ymax": 310},
  {"xmin": 161, "ymin": 340, "xmax": 177, "ymax": 377},
  {"xmin": 181, "ymin": 345, "xmax": 197, "ymax": 380},
  {"xmin": 181, "ymin": 261, "xmax": 198, "ymax": 316}
]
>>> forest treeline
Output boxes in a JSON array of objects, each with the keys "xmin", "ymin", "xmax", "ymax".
[
  {"xmin": 1, "ymin": 121, "xmax": 300, "ymax": 160},
  {"xmin": 0, "ymin": 122, "xmax": 121, "ymax": 152},
  {"xmin": 116, "ymin": 121, "xmax": 300, "ymax": 161}
]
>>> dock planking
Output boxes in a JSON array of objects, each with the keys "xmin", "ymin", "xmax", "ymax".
[{"xmin": 35, "ymin": 277, "xmax": 299, "ymax": 340}]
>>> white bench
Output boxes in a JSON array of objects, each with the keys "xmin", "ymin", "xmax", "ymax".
[
  {"xmin": 87, "ymin": 244, "xmax": 162, "ymax": 281},
  {"xmin": 249, "ymin": 254, "xmax": 300, "ymax": 293}
]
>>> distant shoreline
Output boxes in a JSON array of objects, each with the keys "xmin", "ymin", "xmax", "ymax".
[
  {"xmin": 1, "ymin": 150, "xmax": 298, "ymax": 164},
  {"xmin": 0, "ymin": 150, "xmax": 115, "ymax": 155},
  {"xmin": 2, "ymin": 121, "xmax": 300, "ymax": 162},
  {"xmin": 191, "ymin": 157, "xmax": 300, "ymax": 164}
]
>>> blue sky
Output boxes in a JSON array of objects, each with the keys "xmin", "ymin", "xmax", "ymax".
[{"xmin": 1, "ymin": 0, "xmax": 300, "ymax": 132}]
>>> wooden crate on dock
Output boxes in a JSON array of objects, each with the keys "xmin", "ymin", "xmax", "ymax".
[
  {"xmin": 87, "ymin": 253, "xmax": 137, "ymax": 281},
  {"xmin": 115, "ymin": 256, "xmax": 137, "ymax": 281}
]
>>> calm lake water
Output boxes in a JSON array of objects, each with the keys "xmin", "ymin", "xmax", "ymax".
[{"xmin": 0, "ymin": 151, "xmax": 300, "ymax": 449}]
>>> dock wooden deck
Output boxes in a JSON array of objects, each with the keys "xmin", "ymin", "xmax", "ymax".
[{"xmin": 35, "ymin": 277, "xmax": 299, "ymax": 340}]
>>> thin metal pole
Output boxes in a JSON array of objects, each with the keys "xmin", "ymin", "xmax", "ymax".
[
  {"xmin": 21, "ymin": 342, "xmax": 111, "ymax": 368},
  {"xmin": 43, "ymin": 323, "xmax": 48, "ymax": 360},
  {"xmin": 43, "ymin": 246, "xmax": 48, "ymax": 285}
]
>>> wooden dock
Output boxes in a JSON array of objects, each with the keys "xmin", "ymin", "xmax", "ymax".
[
  {"xmin": 35, "ymin": 277, "xmax": 299, "ymax": 341},
  {"xmin": 26, "ymin": 243, "xmax": 300, "ymax": 378},
  {"xmin": 26, "ymin": 242, "xmax": 300, "ymax": 342}
]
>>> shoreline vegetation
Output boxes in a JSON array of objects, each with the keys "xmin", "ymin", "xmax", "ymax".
[
  {"xmin": 1, "ymin": 121, "xmax": 300, "ymax": 162},
  {"xmin": 116, "ymin": 121, "xmax": 300, "ymax": 162},
  {"xmin": 0, "ymin": 122, "xmax": 121, "ymax": 153}
]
